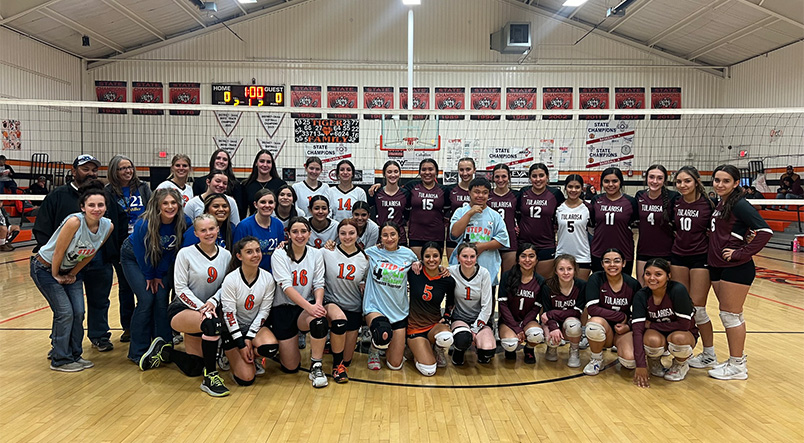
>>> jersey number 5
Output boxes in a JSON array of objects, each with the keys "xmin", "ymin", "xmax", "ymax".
[{"xmin": 422, "ymin": 285, "xmax": 433, "ymax": 301}]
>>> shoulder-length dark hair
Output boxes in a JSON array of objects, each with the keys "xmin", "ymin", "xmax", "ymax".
[{"xmin": 243, "ymin": 149, "xmax": 280, "ymax": 186}]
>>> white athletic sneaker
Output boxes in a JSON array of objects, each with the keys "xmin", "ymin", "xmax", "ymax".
[
  {"xmin": 217, "ymin": 353, "xmax": 230, "ymax": 372},
  {"xmin": 664, "ymin": 360, "xmax": 690, "ymax": 382},
  {"xmin": 567, "ymin": 348, "xmax": 581, "ymax": 368},
  {"xmin": 434, "ymin": 346, "xmax": 447, "ymax": 368},
  {"xmin": 610, "ymin": 345, "xmax": 618, "ymax": 353},
  {"xmin": 76, "ymin": 358, "xmax": 94, "ymax": 369},
  {"xmin": 688, "ymin": 352, "xmax": 718, "ymax": 369},
  {"xmin": 255, "ymin": 359, "xmax": 265, "ymax": 376},
  {"xmin": 309, "ymin": 362, "xmax": 328, "ymax": 388},
  {"xmin": 708, "ymin": 356, "xmax": 748, "ymax": 380},
  {"xmin": 367, "ymin": 348, "xmax": 382, "ymax": 370},
  {"xmin": 583, "ymin": 358, "xmax": 603, "ymax": 376},
  {"xmin": 545, "ymin": 346, "xmax": 558, "ymax": 362},
  {"xmin": 647, "ymin": 357, "xmax": 666, "ymax": 377},
  {"xmin": 578, "ymin": 336, "xmax": 589, "ymax": 350}
]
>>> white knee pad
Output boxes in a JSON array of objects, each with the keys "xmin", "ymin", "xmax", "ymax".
[
  {"xmin": 386, "ymin": 357, "xmax": 405, "ymax": 371},
  {"xmin": 618, "ymin": 357, "xmax": 636, "ymax": 369},
  {"xmin": 693, "ymin": 306, "xmax": 710, "ymax": 325},
  {"xmin": 644, "ymin": 345, "xmax": 665, "ymax": 358},
  {"xmin": 719, "ymin": 311, "xmax": 745, "ymax": 329},
  {"xmin": 434, "ymin": 331, "xmax": 454, "ymax": 349},
  {"xmin": 563, "ymin": 318, "xmax": 582, "ymax": 338},
  {"xmin": 525, "ymin": 327, "xmax": 545, "ymax": 346},
  {"xmin": 585, "ymin": 322, "xmax": 606, "ymax": 342},
  {"xmin": 668, "ymin": 342, "xmax": 693, "ymax": 359},
  {"xmin": 501, "ymin": 337, "xmax": 519, "ymax": 352},
  {"xmin": 415, "ymin": 361, "xmax": 437, "ymax": 377}
]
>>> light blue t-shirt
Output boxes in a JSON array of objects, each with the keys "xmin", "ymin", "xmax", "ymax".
[
  {"xmin": 39, "ymin": 213, "xmax": 112, "ymax": 271},
  {"xmin": 233, "ymin": 215, "xmax": 284, "ymax": 271},
  {"xmin": 448, "ymin": 205, "xmax": 510, "ymax": 285},
  {"xmin": 362, "ymin": 245, "xmax": 418, "ymax": 323}
]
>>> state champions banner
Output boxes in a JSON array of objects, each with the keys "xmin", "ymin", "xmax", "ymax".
[
  {"xmin": 651, "ymin": 87, "xmax": 682, "ymax": 120},
  {"xmin": 435, "ymin": 87, "xmax": 465, "ymax": 120},
  {"xmin": 399, "ymin": 87, "xmax": 429, "ymax": 120},
  {"xmin": 95, "ymin": 81, "xmax": 127, "ymax": 114},
  {"xmin": 543, "ymin": 87, "xmax": 573, "ymax": 120},
  {"xmin": 132, "ymin": 82, "xmax": 164, "ymax": 115},
  {"xmin": 168, "ymin": 82, "xmax": 200, "ymax": 115},
  {"xmin": 363, "ymin": 86, "xmax": 394, "ymax": 120},
  {"xmin": 614, "ymin": 87, "xmax": 645, "ymax": 120},
  {"xmin": 578, "ymin": 87, "xmax": 609, "ymax": 121},
  {"xmin": 470, "ymin": 87, "xmax": 501, "ymax": 120},
  {"xmin": 291, "ymin": 85, "xmax": 322, "ymax": 118},
  {"xmin": 304, "ymin": 143, "xmax": 352, "ymax": 183},
  {"xmin": 585, "ymin": 120, "xmax": 635, "ymax": 169},
  {"xmin": 506, "ymin": 87, "xmax": 537, "ymax": 121},
  {"xmin": 327, "ymin": 86, "xmax": 358, "ymax": 119}
]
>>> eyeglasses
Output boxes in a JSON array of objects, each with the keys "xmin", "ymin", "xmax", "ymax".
[
  {"xmin": 602, "ymin": 258, "xmax": 623, "ymax": 265},
  {"xmin": 119, "ymin": 166, "xmax": 134, "ymax": 171}
]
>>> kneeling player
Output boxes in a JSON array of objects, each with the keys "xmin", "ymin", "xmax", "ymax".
[
  {"xmin": 447, "ymin": 243, "xmax": 495, "ymax": 365},
  {"xmin": 541, "ymin": 254, "xmax": 586, "ymax": 368},
  {"xmin": 498, "ymin": 243, "xmax": 547, "ymax": 364}
]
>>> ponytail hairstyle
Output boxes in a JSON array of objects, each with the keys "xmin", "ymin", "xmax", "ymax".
[
  {"xmin": 418, "ymin": 158, "xmax": 439, "ymax": 181},
  {"xmin": 455, "ymin": 242, "xmax": 479, "ymax": 267},
  {"xmin": 336, "ymin": 159, "xmax": 356, "ymax": 186},
  {"xmin": 275, "ymin": 184, "xmax": 299, "ymax": 219},
  {"xmin": 645, "ymin": 164, "xmax": 671, "ymax": 224},
  {"xmin": 546, "ymin": 254, "xmax": 577, "ymax": 296},
  {"xmin": 713, "ymin": 164, "xmax": 745, "ymax": 221},
  {"xmin": 492, "ymin": 164, "xmax": 511, "ymax": 186},
  {"xmin": 505, "ymin": 243, "xmax": 538, "ymax": 300},
  {"xmin": 529, "ymin": 163, "xmax": 550, "ymax": 179},
  {"xmin": 166, "ymin": 154, "xmax": 192, "ymax": 181},
  {"xmin": 305, "ymin": 156, "xmax": 324, "ymax": 170},
  {"xmin": 564, "ymin": 174, "xmax": 584, "ymax": 200},
  {"xmin": 308, "ymin": 194, "xmax": 331, "ymax": 217},
  {"xmin": 675, "ymin": 166, "xmax": 713, "ymax": 210},
  {"xmin": 77, "ymin": 179, "xmax": 106, "ymax": 206},
  {"xmin": 252, "ymin": 188, "xmax": 277, "ymax": 215},
  {"xmin": 337, "ymin": 217, "xmax": 368, "ymax": 259},
  {"xmin": 207, "ymin": 149, "xmax": 236, "ymax": 194},
  {"xmin": 226, "ymin": 235, "xmax": 261, "ymax": 276},
  {"xmin": 142, "ymin": 188, "xmax": 186, "ymax": 267},
  {"xmin": 421, "ymin": 241, "xmax": 443, "ymax": 267},
  {"xmin": 205, "ymin": 169, "xmax": 229, "ymax": 194},
  {"xmin": 379, "ymin": 220, "xmax": 401, "ymax": 249},
  {"xmin": 351, "ymin": 200, "xmax": 371, "ymax": 234},
  {"xmin": 285, "ymin": 216, "xmax": 311, "ymax": 261},
  {"xmin": 203, "ymin": 192, "xmax": 232, "ymax": 249},
  {"xmin": 643, "ymin": 257, "xmax": 672, "ymax": 293},
  {"xmin": 382, "ymin": 160, "xmax": 402, "ymax": 185}
]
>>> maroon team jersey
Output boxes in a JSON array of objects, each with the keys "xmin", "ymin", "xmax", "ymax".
[
  {"xmin": 708, "ymin": 197, "xmax": 773, "ymax": 268},
  {"xmin": 631, "ymin": 281, "xmax": 697, "ymax": 368},
  {"xmin": 590, "ymin": 194, "xmax": 638, "ymax": 260},
  {"xmin": 405, "ymin": 181, "xmax": 449, "ymax": 242},
  {"xmin": 635, "ymin": 190, "xmax": 679, "ymax": 257},
  {"xmin": 488, "ymin": 189, "xmax": 519, "ymax": 252},
  {"xmin": 449, "ymin": 185, "xmax": 471, "ymax": 218},
  {"xmin": 497, "ymin": 270, "xmax": 548, "ymax": 333},
  {"xmin": 542, "ymin": 278, "xmax": 586, "ymax": 332},
  {"xmin": 585, "ymin": 271, "xmax": 641, "ymax": 324},
  {"xmin": 407, "ymin": 270, "xmax": 456, "ymax": 333},
  {"xmin": 672, "ymin": 195, "xmax": 713, "ymax": 256},
  {"xmin": 518, "ymin": 186, "xmax": 565, "ymax": 249},
  {"xmin": 372, "ymin": 187, "xmax": 408, "ymax": 242}
]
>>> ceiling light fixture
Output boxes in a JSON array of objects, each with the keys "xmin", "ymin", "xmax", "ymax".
[
  {"xmin": 562, "ymin": 0, "xmax": 588, "ymax": 6},
  {"xmin": 402, "ymin": 0, "xmax": 421, "ymax": 5},
  {"xmin": 237, "ymin": 0, "xmax": 257, "ymax": 3}
]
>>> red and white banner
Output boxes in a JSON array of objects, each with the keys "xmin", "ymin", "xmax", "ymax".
[
  {"xmin": 614, "ymin": 87, "xmax": 645, "ymax": 120},
  {"xmin": 363, "ymin": 86, "xmax": 394, "ymax": 120},
  {"xmin": 470, "ymin": 87, "xmax": 501, "ymax": 120},
  {"xmin": 506, "ymin": 87, "xmax": 537, "ymax": 120},
  {"xmin": 327, "ymin": 86, "xmax": 358, "ymax": 119},
  {"xmin": 399, "ymin": 87, "xmax": 429, "ymax": 120},
  {"xmin": 585, "ymin": 120, "xmax": 635, "ymax": 169},
  {"xmin": 435, "ymin": 87, "xmax": 465, "ymax": 120},
  {"xmin": 132, "ymin": 82, "xmax": 163, "ymax": 115},
  {"xmin": 578, "ymin": 87, "xmax": 609, "ymax": 121},
  {"xmin": 542, "ymin": 87, "xmax": 573, "ymax": 120},
  {"xmin": 290, "ymin": 85, "xmax": 322, "ymax": 118},
  {"xmin": 95, "ymin": 81, "xmax": 127, "ymax": 114},
  {"xmin": 651, "ymin": 87, "xmax": 682, "ymax": 120},
  {"xmin": 304, "ymin": 143, "xmax": 353, "ymax": 183},
  {"xmin": 168, "ymin": 82, "xmax": 200, "ymax": 115}
]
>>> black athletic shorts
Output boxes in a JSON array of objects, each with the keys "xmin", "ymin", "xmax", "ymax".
[
  {"xmin": 671, "ymin": 253, "xmax": 708, "ymax": 270},
  {"xmin": 268, "ymin": 304, "xmax": 303, "ymax": 341},
  {"xmin": 343, "ymin": 309, "xmax": 363, "ymax": 331},
  {"xmin": 578, "ymin": 262, "xmax": 592, "ymax": 270},
  {"xmin": 591, "ymin": 256, "xmax": 634, "ymax": 275},
  {"xmin": 409, "ymin": 239, "xmax": 444, "ymax": 249},
  {"xmin": 536, "ymin": 247, "xmax": 556, "ymax": 261},
  {"xmin": 445, "ymin": 240, "xmax": 459, "ymax": 248},
  {"xmin": 407, "ymin": 323, "xmax": 436, "ymax": 340},
  {"xmin": 167, "ymin": 299, "xmax": 218, "ymax": 337},
  {"xmin": 709, "ymin": 260, "xmax": 756, "ymax": 286},
  {"xmin": 636, "ymin": 254, "xmax": 672, "ymax": 263}
]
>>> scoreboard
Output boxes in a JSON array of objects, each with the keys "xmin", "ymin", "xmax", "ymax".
[{"xmin": 211, "ymin": 84, "xmax": 284, "ymax": 107}]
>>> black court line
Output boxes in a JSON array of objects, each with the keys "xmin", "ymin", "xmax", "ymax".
[
  {"xmin": 1, "ymin": 256, "xmax": 33, "ymax": 266},
  {"xmin": 756, "ymin": 254, "xmax": 804, "ymax": 266}
]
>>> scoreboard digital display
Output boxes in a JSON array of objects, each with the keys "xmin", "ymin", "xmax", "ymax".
[{"xmin": 211, "ymin": 84, "xmax": 285, "ymax": 107}]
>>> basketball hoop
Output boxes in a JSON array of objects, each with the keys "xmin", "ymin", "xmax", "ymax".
[{"xmin": 403, "ymin": 137, "xmax": 418, "ymax": 152}]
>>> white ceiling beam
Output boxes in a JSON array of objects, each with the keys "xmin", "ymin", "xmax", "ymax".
[
  {"xmin": 171, "ymin": 0, "xmax": 208, "ymax": 28},
  {"xmin": 607, "ymin": 0, "xmax": 655, "ymax": 33},
  {"xmin": 686, "ymin": 16, "xmax": 778, "ymax": 60},
  {"xmin": 38, "ymin": 7, "xmax": 126, "ymax": 53},
  {"xmin": 734, "ymin": 0, "xmax": 804, "ymax": 30},
  {"xmin": 647, "ymin": 0, "xmax": 731, "ymax": 47},
  {"xmin": 0, "ymin": 0, "xmax": 64, "ymax": 25},
  {"xmin": 100, "ymin": 0, "xmax": 166, "ymax": 41},
  {"xmin": 566, "ymin": 3, "xmax": 587, "ymax": 20},
  {"xmin": 233, "ymin": 0, "xmax": 248, "ymax": 15}
]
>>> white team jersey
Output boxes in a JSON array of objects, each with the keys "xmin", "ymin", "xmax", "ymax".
[
  {"xmin": 448, "ymin": 264, "xmax": 493, "ymax": 332},
  {"xmin": 276, "ymin": 204, "xmax": 307, "ymax": 230},
  {"xmin": 271, "ymin": 246, "xmax": 325, "ymax": 306},
  {"xmin": 309, "ymin": 218, "xmax": 339, "ymax": 248},
  {"xmin": 220, "ymin": 267, "xmax": 276, "ymax": 341},
  {"xmin": 183, "ymin": 194, "xmax": 241, "ymax": 226},
  {"xmin": 330, "ymin": 185, "xmax": 367, "ymax": 221},
  {"xmin": 322, "ymin": 246, "xmax": 369, "ymax": 313},
  {"xmin": 157, "ymin": 180, "xmax": 193, "ymax": 205},
  {"xmin": 555, "ymin": 201, "xmax": 592, "ymax": 263},
  {"xmin": 357, "ymin": 219, "xmax": 380, "ymax": 249},
  {"xmin": 174, "ymin": 244, "xmax": 232, "ymax": 309},
  {"xmin": 292, "ymin": 181, "xmax": 332, "ymax": 217}
]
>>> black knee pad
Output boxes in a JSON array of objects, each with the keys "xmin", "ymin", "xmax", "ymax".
[
  {"xmin": 309, "ymin": 317, "xmax": 329, "ymax": 339},
  {"xmin": 279, "ymin": 363, "xmax": 300, "ymax": 374},
  {"xmin": 330, "ymin": 319, "xmax": 348, "ymax": 335},
  {"xmin": 369, "ymin": 316, "xmax": 393, "ymax": 349},
  {"xmin": 233, "ymin": 374, "xmax": 255, "ymax": 386},
  {"xmin": 452, "ymin": 328, "xmax": 473, "ymax": 352},
  {"xmin": 477, "ymin": 348, "xmax": 496, "ymax": 364},
  {"xmin": 257, "ymin": 344, "xmax": 279, "ymax": 359},
  {"xmin": 200, "ymin": 316, "xmax": 222, "ymax": 336}
]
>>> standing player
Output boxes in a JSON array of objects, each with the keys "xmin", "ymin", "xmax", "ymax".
[
  {"xmin": 518, "ymin": 163, "xmax": 565, "ymax": 278},
  {"xmin": 308, "ymin": 195, "xmax": 338, "ymax": 248},
  {"xmin": 367, "ymin": 161, "xmax": 408, "ymax": 245},
  {"xmin": 446, "ymin": 158, "xmax": 476, "ymax": 258},
  {"xmin": 192, "ymin": 149, "xmax": 244, "ymax": 218},
  {"xmin": 488, "ymin": 164, "xmax": 518, "ymax": 274},
  {"xmin": 671, "ymin": 166, "xmax": 716, "ymax": 369},
  {"xmin": 241, "ymin": 150, "xmax": 286, "ymax": 217},
  {"xmin": 706, "ymin": 165, "xmax": 772, "ymax": 380},
  {"xmin": 292, "ymin": 157, "xmax": 332, "ymax": 217},
  {"xmin": 583, "ymin": 248, "xmax": 642, "ymax": 375},
  {"xmin": 555, "ymin": 175, "xmax": 593, "ymax": 280},
  {"xmin": 182, "ymin": 194, "xmax": 233, "ymax": 249},
  {"xmin": 270, "ymin": 217, "xmax": 328, "ymax": 387},
  {"xmin": 156, "ymin": 154, "xmax": 193, "ymax": 205},
  {"xmin": 330, "ymin": 160, "xmax": 367, "ymax": 221},
  {"xmin": 233, "ymin": 189, "xmax": 284, "ymax": 271},
  {"xmin": 405, "ymin": 159, "xmax": 450, "ymax": 258},
  {"xmin": 447, "ymin": 243, "xmax": 495, "ymax": 365},
  {"xmin": 274, "ymin": 184, "xmax": 305, "ymax": 230},
  {"xmin": 322, "ymin": 219, "xmax": 369, "ymax": 383},
  {"xmin": 351, "ymin": 201, "xmax": 379, "ymax": 249},
  {"xmin": 589, "ymin": 168, "xmax": 639, "ymax": 275},
  {"xmin": 498, "ymin": 243, "xmax": 547, "ymax": 364},
  {"xmin": 542, "ymin": 254, "xmax": 586, "ymax": 368},
  {"xmin": 183, "ymin": 169, "xmax": 240, "ymax": 226},
  {"xmin": 635, "ymin": 165, "xmax": 679, "ymax": 285}
]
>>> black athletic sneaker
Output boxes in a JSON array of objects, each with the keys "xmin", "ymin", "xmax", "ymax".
[
  {"xmin": 452, "ymin": 350, "xmax": 466, "ymax": 366},
  {"xmin": 139, "ymin": 337, "xmax": 166, "ymax": 371},
  {"xmin": 92, "ymin": 337, "xmax": 114, "ymax": 352},
  {"xmin": 332, "ymin": 363, "xmax": 349, "ymax": 384},
  {"xmin": 201, "ymin": 369, "xmax": 230, "ymax": 397},
  {"xmin": 120, "ymin": 329, "xmax": 131, "ymax": 343},
  {"xmin": 523, "ymin": 347, "xmax": 536, "ymax": 364},
  {"xmin": 504, "ymin": 351, "xmax": 517, "ymax": 361}
]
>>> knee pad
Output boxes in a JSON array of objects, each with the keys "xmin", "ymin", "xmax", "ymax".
[
  {"xmin": 525, "ymin": 327, "xmax": 545, "ymax": 346},
  {"xmin": 200, "ymin": 317, "xmax": 222, "ymax": 336},
  {"xmin": 233, "ymin": 374, "xmax": 255, "ymax": 386},
  {"xmin": 585, "ymin": 322, "xmax": 606, "ymax": 342},
  {"xmin": 257, "ymin": 344, "xmax": 279, "ymax": 359},
  {"xmin": 370, "ymin": 316, "xmax": 393, "ymax": 350},
  {"xmin": 719, "ymin": 311, "xmax": 744, "ymax": 329},
  {"xmin": 618, "ymin": 357, "xmax": 636, "ymax": 369},
  {"xmin": 563, "ymin": 318, "xmax": 582, "ymax": 338},
  {"xmin": 452, "ymin": 326, "xmax": 473, "ymax": 351},
  {"xmin": 434, "ymin": 331, "xmax": 454, "ymax": 349},
  {"xmin": 668, "ymin": 342, "xmax": 693, "ymax": 359},
  {"xmin": 309, "ymin": 317, "xmax": 329, "ymax": 339},
  {"xmin": 693, "ymin": 306, "xmax": 710, "ymax": 325},
  {"xmin": 387, "ymin": 358, "xmax": 405, "ymax": 371},
  {"xmin": 477, "ymin": 348, "xmax": 496, "ymax": 364},
  {"xmin": 330, "ymin": 319, "xmax": 348, "ymax": 335},
  {"xmin": 501, "ymin": 337, "xmax": 519, "ymax": 352},
  {"xmin": 415, "ymin": 361, "xmax": 437, "ymax": 377},
  {"xmin": 644, "ymin": 345, "xmax": 665, "ymax": 358}
]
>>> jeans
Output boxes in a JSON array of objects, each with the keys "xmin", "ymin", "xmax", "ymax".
[
  {"xmin": 81, "ymin": 255, "xmax": 113, "ymax": 342},
  {"xmin": 113, "ymin": 261, "xmax": 135, "ymax": 331},
  {"xmin": 30, "ymin": 257, "xmax": 85, "ymax": 367},
  {"xmin": 122, "ymin": 240, "xmax": 173, "ymax": 362},
  {"xmin": 0, "ymin": 180, "xmax": 17, "ymax": 194}
]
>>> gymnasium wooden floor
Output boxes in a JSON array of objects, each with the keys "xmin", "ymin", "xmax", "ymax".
[{"xmin": 1, "ymin": 245, "xmax": 802, "ymax": 442}]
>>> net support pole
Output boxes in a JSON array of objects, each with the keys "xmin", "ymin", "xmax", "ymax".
[{"xmin": 407, "ymin": 8, "xmax": 413, "ymax": 112}]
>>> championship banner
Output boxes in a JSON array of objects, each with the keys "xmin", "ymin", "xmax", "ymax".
[
  {"xmin": 168, "ymin": 82, "xmax": 200, "ymax": 115},
  {"xmin": 539, "ymin": 140, "xmax": 559, "ymax": 180},
  {"xmin": 292, "ymin": 167, "xmax": 374, "ymax": 185},
  {"xmin": 578, "ymin": 87, "xmax": 609, "ymax": 121},
  {"xmin": 213, "ymin": 137, "xmax": 243, "ymax": 159},
  {"xmin": 363, "ymin": 86, "xmax": 394, "ymax": 120},
  {"xmin": 543, "ymin": 87, "xmax": 573, "ymax": 120},
  {"xmin": 614, "ymin": 87, "xmax": 645, "ymax": 120},
  {"xmin": 294, "ymin": 118, "xmax": 359, "ymax": 143},
  {"xmin": 585, "ymin": 120, "xmax": 635, "ymax": 169},
  {"xmin": 484, "ymin": 147, "xmax": 533, "ymax": 171},
  {"xmin": 470, "ymin": 87, "xmax": 501, "ymax": 120},
  {"xmin": 290, "ymin": 85, "xmax": 322, "ymax": 118},
  {"xmin": 95, "ymin": 81, "xmax": 127, "ymax": 114},
  {"xmin": 651, "ymin": 87, "xmax": 682, "ymax": 120},
  {"xmin": 132, "ymin": 82, "xmax": 163, "ymax": 115},
  {"xmin": 506, "ymin": 87, "xmax": 537, "ymax": 120},
  {"xmin": 256, "ymin": 139, "xmax": 286, "ymax": 159},
  {"xmin": 435, "ymin": 87, "xmax": 465, "ymax": 120},
  {"xmin": 327, "ymin": 86, "xmax": 358, "ymax": 119},
  {"xmin": 304, "ymin": 143, "xmax": 353, "ymax": 183},
  {"xmin": 257, "ymin": 112, "xmax": 285, "ymax": 138},
  {"xmin": 214, "ymin": 111, "xmax": 242, "ymax": 137},
  {"xmin": 399, "ymin": 87, "xmax": 429, "ymax": 120}
]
